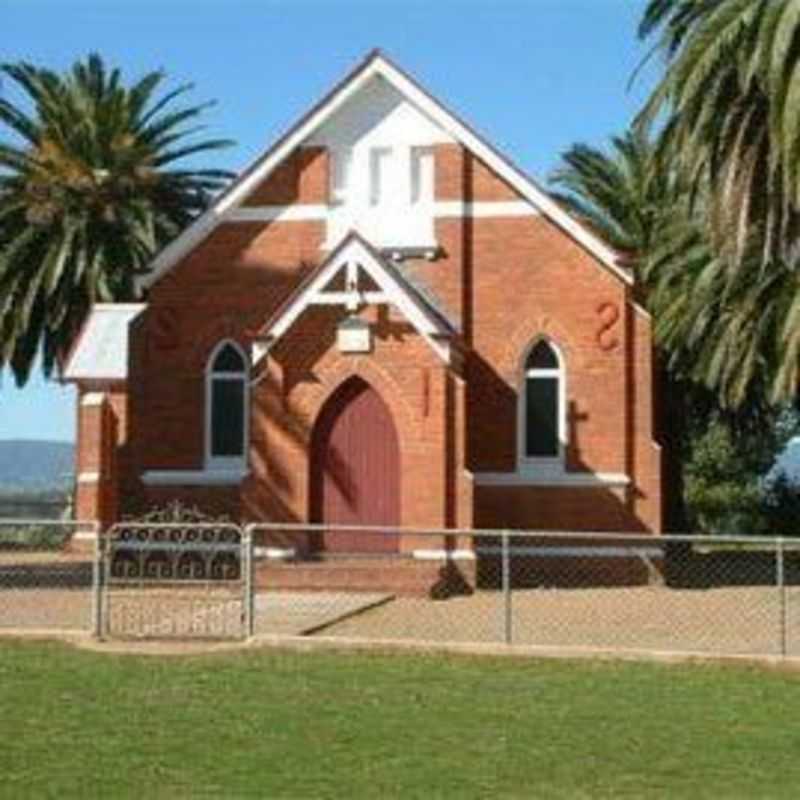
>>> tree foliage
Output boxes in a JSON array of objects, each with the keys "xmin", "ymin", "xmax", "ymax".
[
  {"xmin": 637, "ymin": 0, "xmax": 800, "ymax": 408},
  {"xmin": 550, "ymin": 128, "xmax": 676, "ymax": 265},
  {"xmin": 0, "ymin": 54, "xmax": 233, "ymax": 384},
  {"xmin": 683, "ymin": 411, "xmax": 800, "ymax": 535}
]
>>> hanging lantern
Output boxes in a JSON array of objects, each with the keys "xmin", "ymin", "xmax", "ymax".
[{"xmin": 337, "ymin": 314, "xmax": 371, "ymax": 353}]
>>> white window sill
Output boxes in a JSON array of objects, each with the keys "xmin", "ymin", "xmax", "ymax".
[
  {"xmin": 141, "ymin": 469, "xmax": 249, "ymax": 487},
  {"xmin": 473, "ymin": 470, "xmax": 631, "ymax": 488},
  {"xmin": 475, "ymin": 545, "xmax": 661, "ymax": 558}
]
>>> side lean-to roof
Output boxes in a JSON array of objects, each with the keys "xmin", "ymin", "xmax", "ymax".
[
  {"xmin": 62, "ymin": 304, "xmax": 146, "ymax": 382},
  {"xmin": 137, "ymin": 49, "xmax": 631, "ymax": 292}
]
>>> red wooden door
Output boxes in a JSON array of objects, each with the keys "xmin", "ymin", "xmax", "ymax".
[{"xmin": 311, "ymin": 378, "xmax": 400, "ymax": 553}]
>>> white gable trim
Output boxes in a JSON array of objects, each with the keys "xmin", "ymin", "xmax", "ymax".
[
  {"xmin": 223, "ymin": 199, "xmax": 539, "ymax": 224},
  {"xmin": 138, "ymin": 52, "xmax": 630, "ymax": 292},
  {"xmin": 254, "ymin": 235, "xmax": 451, "ymax": 365}
]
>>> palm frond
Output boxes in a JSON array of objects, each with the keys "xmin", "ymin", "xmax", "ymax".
[{"xmin": 0, "ymin": 53, "xmax": 234, "ymax": 384}]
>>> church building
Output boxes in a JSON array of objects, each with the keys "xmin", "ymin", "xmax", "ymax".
[{"xmin": 64, "ymin": 51, "xmax": 663, "ymax": 580}]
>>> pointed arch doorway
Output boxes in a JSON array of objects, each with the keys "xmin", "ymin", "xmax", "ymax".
[{"xmin": 310, "ymin": 377, "xmax": 400, "ymax": 553}]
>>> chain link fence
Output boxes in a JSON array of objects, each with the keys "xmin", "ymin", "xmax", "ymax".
[
  {"xmin": 246, "ymin": 525, "xmax": 799, "ymax": 659},
  {"xmin": 0, "ymin": 519, "xmax": 98, "ymax": 633},
  {"xmin": 1, "ymin": 518, "xmax": 799, "ymax": 659}
]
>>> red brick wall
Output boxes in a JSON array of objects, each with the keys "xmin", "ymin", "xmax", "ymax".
[
  {"xmin": 135, "ymin": 220, "xmax": 325, "ymax": 474},
  {"xmin": 242, "ymin": 147, "xmax": 328, "ymax": 206},
  {"xmin": 474, "ymin": 485, "xmax": 635, "ymax": 531},
  {"xmin": 111, "ymin": 139, "xmax": 662, "ymax": 534},
  {"xmin": 631, "ymin": 305, "xmax": 663, "ymax": 531},
  {"xmin": 434, "ymin": 144, "xmax": 522, "ymax": 202},
  {"xmin": 74, "ymin": 391, "xmax": 118, "ymax": 529}
]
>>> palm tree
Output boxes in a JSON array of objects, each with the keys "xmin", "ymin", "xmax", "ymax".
[
  {"xmin": 550, "ymin": 127, "xmax": 679, "ymax": 271},
  {"xmin": 0, "ymin": 54, "xmax": 233, "ymax": 385},
  {"xmin": 638, "ymin": 0, "xmax": 800, "ymax": 266},
  {"xmin": 637, "ymin": 0, "xmax": 800, "ymax": 406}
]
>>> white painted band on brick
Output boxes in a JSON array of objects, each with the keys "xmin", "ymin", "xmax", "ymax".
[
  {"xmin": 434, "ymin": 200, "xmax": 539, "ymax": 218},
  {"xmin": 254, "ymin": 547, "xmax": 297, "ymax": 560},
  {"xmin": 412, "ymin": 549, "xmax": 476, "ymax": 561},
  {"xmin": 81, "ymin": 392, "xmax": 105, "ymax": 407},
  {"xmin": 140, "ymin": 469, "xmax": 249, "ymax": 486},
  {"xmin": 476, "ymin": 546, "xmax": 662, "ymax": 558},
  {"xmin": 225, "ymin": 204, "xmax": 329, "ymax": 222},
  {"xmin": 473, "ymin": 472, "xmax": 631, "ymax": 488},
  {"xmin": 77, "ymin": 472, "xmax": 100, "ymax": 483},
  {"xmin": 224, "ymin": 200, "xmax": 539, "ymax": 224}
]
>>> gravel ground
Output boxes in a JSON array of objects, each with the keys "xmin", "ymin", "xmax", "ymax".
[
  {"xmin": 254, "ymin": 591, "xmax": 392, "ymax": 636},
  {"xmin": 2, "ymin": 552, "xmax": 799, "ymax": 658},
  {"xmin": 324, "ymin": 585, "xmax": 800, "ymax": 657},
  {"xmin": 0, "ymin": 582, "xmax": 391, "ymax": 640},
  {"xmin": 0, "ymin": 589, "xmax": 92, "ymax": 631}
]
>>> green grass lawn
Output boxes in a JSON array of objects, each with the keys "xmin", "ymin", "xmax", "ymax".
[{"xmin": 3, "ymin": 641, "xmax": 800, "ymax": 799}]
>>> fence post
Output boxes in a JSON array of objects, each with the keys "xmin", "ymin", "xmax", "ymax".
[
  {"xmin": 91, "ymin": 524, "xmax": 103, "ymax": 639},
  {"xmin": 502, "ymin": 531, "xmax": 512, "ymax": 645},
  {"xmin": 778, "ymin": 537, "xmax": 787, "ymax": 658},
  {"xmin": 243, "ymin": 526, "xmax": 255, "ymax": 639}
]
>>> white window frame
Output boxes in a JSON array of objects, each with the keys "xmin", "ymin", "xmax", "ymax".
[
  {"xmin": 518, "ymin": 337, "xmax": 567, "ymax": 474},
  {"xmin": 410, "ymin": 145, "xmax": 434, "ymax": 206},
  {"xmin": 329, "ymin": 147, "xmax": 352, "ymax": 207},
  {"xmin": 205, "ymin": 339, "xmax": 249, "ymax": 472},
  {"xmin": 368, "ymin": 145, "xmax": 393, "ymax": 206},
  {"xmin": 324, "ymin": 144, "xmax": 436, "ymax": 249}
]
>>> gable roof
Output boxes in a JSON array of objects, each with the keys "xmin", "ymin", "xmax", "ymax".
[
  {"xmin": 254, "ymin": 231, "xmax": 455, "ymax": 365},
  {"xmin": 62, "ymin": 304, "xmax": 146, "ymax": 382},
  {"xmin": 138, "ymin": 50, "xmax": 631, "ymax": 292}
]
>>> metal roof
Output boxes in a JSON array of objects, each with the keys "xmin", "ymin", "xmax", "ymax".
[{"xmin": 62, "ymin": 304, "xmax": 146, "ymax": 381}]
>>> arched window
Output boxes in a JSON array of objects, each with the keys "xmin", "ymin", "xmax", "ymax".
[
  {"xmin": 521, "ymin": 339, "xmax": 564, "ymax": 461},
  {"xmin": 206, "ymin": 341, "xmax": 248, "ymax": 469}
]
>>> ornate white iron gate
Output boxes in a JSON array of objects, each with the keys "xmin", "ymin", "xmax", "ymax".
[{"xmin": 97, "ymin": 523, "xmax": 253, "ymax": 640}]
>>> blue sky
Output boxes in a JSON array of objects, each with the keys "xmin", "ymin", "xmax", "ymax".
[{"xmin": 0, "ymin": 0, "xmax": 658, "ymax": 442}]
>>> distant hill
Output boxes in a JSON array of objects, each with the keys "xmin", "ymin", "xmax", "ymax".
[{"xmin": 0, "ymin": 440, "xmax": 74, "ymax": 493}]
